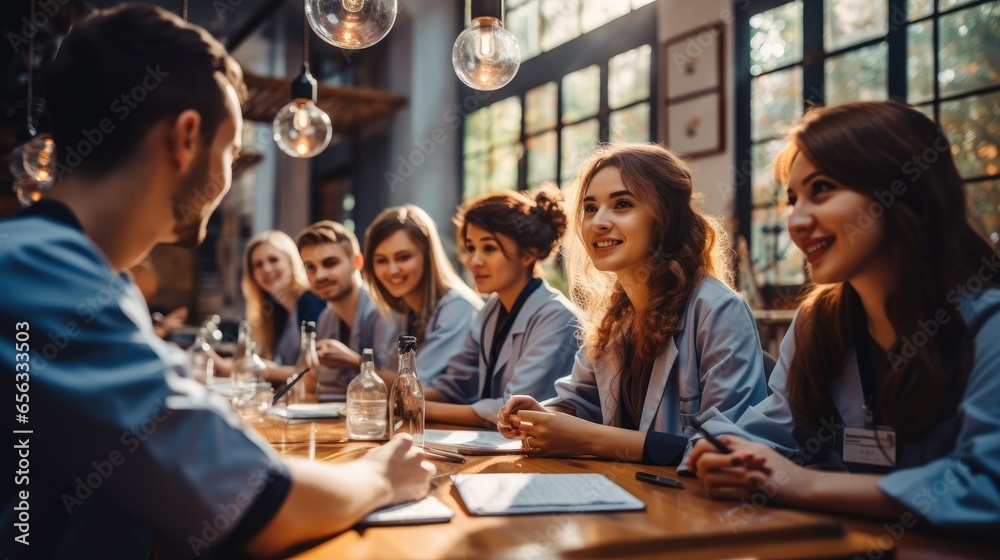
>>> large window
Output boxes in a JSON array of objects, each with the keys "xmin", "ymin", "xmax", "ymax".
[
  {"xmin": 461, "ymin": 2, "xmax": 657, "ymax": 199},
  {"xmin": 736, "ymin": 0, "xmax": 1000, "ymax": 294}
]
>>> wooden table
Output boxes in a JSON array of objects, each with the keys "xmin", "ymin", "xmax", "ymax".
[{"xmin": 252, "ymin": 417, "xmax": 995, "ymax": 559}]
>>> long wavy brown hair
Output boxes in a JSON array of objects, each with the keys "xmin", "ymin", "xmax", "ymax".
[
  {"xmin": 775, "ymin": 100, "xmax": 998, "ymax": 442},
  {"xmin": 241, "ymin": 230, "xmax": 311, "ymax": 360},
  {"xmin": 566, "ymin": 143, "xmax": 732, "ymax": 365}
]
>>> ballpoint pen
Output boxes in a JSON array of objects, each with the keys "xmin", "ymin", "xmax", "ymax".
[
  {"xmin": 689, "ymin": 417, "xmax": 733, "ymax": 454},
  {"xmin": 271, "ymin": 367, "xmax": 310, "ymax": 405},
  {"xmin": 422, "ymin": 447, "xmax": 467, "ymax": 464}
]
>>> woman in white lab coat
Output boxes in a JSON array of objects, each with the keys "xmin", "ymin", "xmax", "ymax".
[
  {"xmin": 424, "ymin": 186, "xmax": 581, "ymax": 426},
  {"xmin": 498, "ymin": 143, "xmax": 768, "ymax": 466},
  {"xmin": 363, "ymin": 204, "xmax": 483, "ymax": 386},
  {"xmin": 688, "ymin": 101, "xmax": 1000, "ymax": 536}
]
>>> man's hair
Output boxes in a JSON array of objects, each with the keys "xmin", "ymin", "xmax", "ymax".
[
  {"xmin": 296, "ymin": 220, "xmax": 362, "ymax": 257},
  {"xmin": 43, "ymin": 4, "xmax": 247, "ymax": 178}
]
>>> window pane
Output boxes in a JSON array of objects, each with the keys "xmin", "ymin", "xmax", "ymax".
[
  {"xmin": 464, "ymin": 107, "xmax": 489, "ymax": 155},
  {"xmin": 463, "ymin": 155, "xmax": 488, "ymax": 200},
  {"xmin": 908, "ymin": 0, "xmax": 933, "ymax": 20},
  {"xmin": 941, "ymin": 91, "xmax": 1000, "ymax": 179},
  {"xmin": 609, "ymin": 44, "xmax": 652, "ymax": 109},
  {"xmin": 751, "ymin": 66, "xmax": 803, "ymax": 142},
  {"xmin": 938, "ymin": 2, "xmax": 1000, "ymax": 97},
  {"xmin": 581, "ymin": 0, "xmax": 630, "ymax": 33},
  {"xmin": 489, "ymin": 97, "xmax": 523, "ymax": 147},
  {"xmin": 561, "ymin": 65, "xmax": 601, "ymax": 124},
  {"xmin": 541, "ymin": 0, "xmax": 581, "ymax": 52},
  {"xmin": 490, "ymin": 146, "xmax": 522, "ymax": 193},
  {"xmin": 749, "ymin": 1, "xmax": 803, "ymax": 76},
  {"xmin": 966, "ymin": 179, "xmax": 1000, "ymax": 244},
  {"xmin": 825, "ymin": 0, "xmax": 888, "ymax": 52},
  {"xmin": 610, "ymin": 103, "xmax": 651, "ymax": 143},
  {"xmin": 525, "ymin": 82, "xmax": 557, "ymax": 135},
  {"xmin": 527, "ymin": 131, "xmax": 558, "ymax": 187},
  {"xmin": 752, "ymin": 139, "xmax": 788, "ymax": 207},
  {"xmin": 825, "ymin": 42, "xmax": 889, "ymax": 105},
  {"xmin": 632, "ymin": 0, "xmax": 656, "ymax": 7},
  {"xmin": 908, "ymin": 21, "xmax": 935, "ymax": 104},
  {"xmin": 914, "ymin": 102, "xmax": 935, "ymax": 121},
  {"xmin": 507, "ymin": 1, "xmax": 541, "ymax": 61},
  {"xmin": 751, "ymin": 207, "xmax": 806, "ymax": 286},
  {"xmin": 940, "ymin": 0, "xmax": 980, "ymax": 10},
  {"xmin": 560, "ymin": 118, "xmax": 599, "ymax": 183}
]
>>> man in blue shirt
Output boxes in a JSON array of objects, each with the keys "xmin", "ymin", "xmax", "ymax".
[{"xmin": 0, "ymin": 5, "xmax": 433, "ymax": 559}]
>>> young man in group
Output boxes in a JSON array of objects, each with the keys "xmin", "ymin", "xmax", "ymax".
[
  {"xmin": 296, "ymin": 221, "xmax": 401, "ymax": 397},
  {"xmin": 0, "ymin": 6, "xmax": 432, "ymax": 559}
]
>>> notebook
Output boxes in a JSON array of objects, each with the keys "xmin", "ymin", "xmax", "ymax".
[
  {"xmin": 417, "ymin": 429, "xmax": 524, "ymax": 455},
  {"xmin": 358, "ymin": 496, "xmax": 454, "ymax": 527},
  {"xmin": 453, "ymin": 473, "xmax": 646, "ymax": 516},
  {"xmin": 266, "ymin": 402, "xmax": 345, "ymax": 420}
]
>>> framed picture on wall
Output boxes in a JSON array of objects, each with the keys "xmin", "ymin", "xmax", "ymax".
[
  {"xmin": 663, "ymin": 22, "xmax": 725, "ymax": 101},
  {"xmin": 665, "ymin": 91, "xmax": 725, "ymax": 158}
]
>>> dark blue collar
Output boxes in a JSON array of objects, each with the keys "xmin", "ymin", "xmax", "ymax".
[{"xmin": 12, "ymin": 199, "xmax": 83, "ymax": 232}]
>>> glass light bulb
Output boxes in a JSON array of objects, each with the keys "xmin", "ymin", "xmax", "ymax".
[
  {"xmin": 452, "ymin": 17, "xmax": 521, "ymax": 91},
  {"xmin": 272, "ymin": 99, "xmax": 333, "ymax": 158},
  {"xmin": 20, "ymin": 135, "xmax": 56, "ymax": 184},
  {"xmin": 306, "ymin": 0, "xmax": 397, "ymax": 50},
  {"xmin": 12, "ymin": 175, "xmax": 45, "ymax": 207}
]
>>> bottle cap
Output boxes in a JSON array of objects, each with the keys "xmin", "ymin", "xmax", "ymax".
[{"xmin": 398, "ymin": 335, "xmax": 417, "ymax": 352}]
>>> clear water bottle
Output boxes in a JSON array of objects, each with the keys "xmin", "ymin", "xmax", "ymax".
[
  {"xmin": 233, "ymin": 320, "xmax": 267, "ymax": 399},
  {"xmin": 186, "ymin": 327, "xmax": 215, "ymax": 385},
  {"xmin": 346, "ymin": 348, "xmax": 388, "ymax": 440},
  {"xmin": 389, "ymin": 335, "xmax": 424, "ymax": 439},
  {"xmin": 290, "ymin": 321, "xmax": 320, "ymax": 404}
]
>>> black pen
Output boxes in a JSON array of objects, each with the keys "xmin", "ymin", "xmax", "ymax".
[
  {"xmin": 635, "ymin": 471, "xmax": 685, "ymax": 490},
  {"xmin": 690, "ymin": 419, "xmax": 733, "ymax": 455},
  {"xmin": 271, "ymin": 368, "xmax": 310, "ymax": 405}
]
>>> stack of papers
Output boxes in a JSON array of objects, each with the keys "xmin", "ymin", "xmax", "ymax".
[
  {"xmin": 267, "ymin": 403, "xmax": 345, "ymax": 420},
  {"xmin": 453, "ymin": 473, "xmax": 645, "ymax": 516},
  {"xmin": 358, "ymin": 496, "xmax": 453, "ymax": 527},
  {"xmin": 417, "ymin": 429, "xmax": 524, "ymax": 455}
]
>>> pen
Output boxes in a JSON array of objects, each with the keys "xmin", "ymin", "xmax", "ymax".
[
  {"xmin": 635, "ymin": 471, "xmax": 685, "ymax": 490},
  {"xmin": 422, "ymin": 447, "xmax": 467, "ymax": 464},
  {"xmin": 271, "ymin": 368, "xmax": 310, "ymax": 405},
  {"xmin": 690, "ymin": 418, "xmax": 732, "ymax": 455}
]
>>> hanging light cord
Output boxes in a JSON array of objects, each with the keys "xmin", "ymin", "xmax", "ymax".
[
  {"xmin": 302, "ymin": 2, "xmax": 310, "ymax": 72},
  {"xmin": 182, "ymin": 0, "xmax": 189, "ymax": 21},
  {"xmin": 26, "ymin": 0, "xmax": 35, "ymax": 135}
]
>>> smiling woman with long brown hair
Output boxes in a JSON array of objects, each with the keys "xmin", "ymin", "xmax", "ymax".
[
  {"xmin": 689, "ymin": 100, "xmax": 1000, "ymax": 535},
  {"xmin": 498, "ymin": 143, "xmax": 767, "ymax": 465}
]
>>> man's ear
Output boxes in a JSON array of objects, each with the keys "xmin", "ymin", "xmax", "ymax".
[
  {"xmin": 353, "ymin": 253, "xmax": 364, "ymax": 272},
  {"xmin": 168, "ymin": 110, "xmax": 202, "ymax": 172}
]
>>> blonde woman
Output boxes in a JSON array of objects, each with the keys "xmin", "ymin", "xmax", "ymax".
[
  {"xmin": 364, "ymin": 205, "xmax": 484, "ymax": 386},
  {"xmin": 498, "ymin": 143, "xmax": 767, "ymax": 466},
  {"xmin": 217, "ymin": 231, "xmax": 325, "ymax": 379}
]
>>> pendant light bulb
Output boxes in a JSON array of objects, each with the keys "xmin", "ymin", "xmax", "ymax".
[
  {"xmin": 306, "ymin": 0, "xmax": 397, "ymax": 50},
  {"xmin": 21, "ymin": 135, "xmax": 56, "ymax": 184},
  {"xmin": 272, "ymin": 70, "xmax": 333, "ymax": 159},
  {"xmin": 452, "ymin": 1, "xmax": 520, "ymax": 91}
]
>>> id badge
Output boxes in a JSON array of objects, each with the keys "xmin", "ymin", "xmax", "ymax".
[{"xmin": 841, "ymin": 426, "xmax": 896, "ymax": 468}]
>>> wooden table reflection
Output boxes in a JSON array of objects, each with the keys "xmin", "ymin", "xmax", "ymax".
[{"xmin": 249, "ymin": 416, "xmax": 992, "ymax": 559}]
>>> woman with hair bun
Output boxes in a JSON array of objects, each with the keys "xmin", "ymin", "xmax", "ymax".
[
  {"xmin": 498, "ymin": 143, "xmax": 767, "ymax": 465},
  {"xmin": 424, "ymin": 186, "xmax": 582, "ymax": 427}
]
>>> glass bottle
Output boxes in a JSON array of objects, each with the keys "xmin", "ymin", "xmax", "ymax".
[
  {"xmin": 346, "ymin": 349, "xmax": 388, "ymax": 440},
  {"xmin": 389, "ymin": 335, "xmax": 424, "ymax": 439},
  {"xmin": 186, "ymin": 327, "xmax": 215, "ymax": 385},
  {"xmin": 232, "ymin": 320, "xmax": 269, "ymax": 416},
  {"xmin": 290, "ymin": 321, "xmax": 320, "ymax": 404}
]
